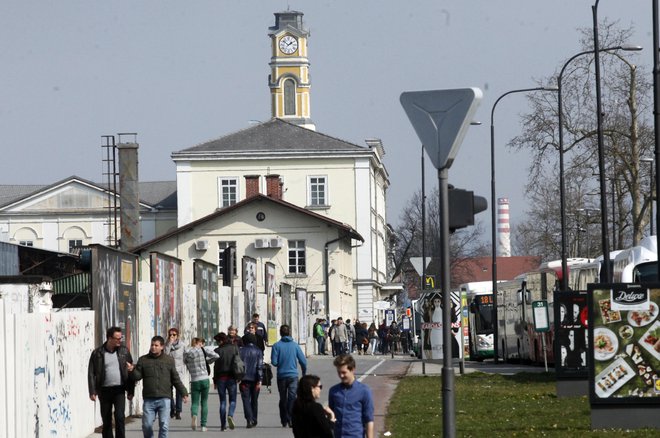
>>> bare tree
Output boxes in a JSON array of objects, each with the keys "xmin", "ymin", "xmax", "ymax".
[{"xmin": 510, "ymin": 21, "xmax": 654, "ymax": 255}]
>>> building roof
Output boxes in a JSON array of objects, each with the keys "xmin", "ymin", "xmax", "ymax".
[
  {"xmin": 131, "ymin": 193, "xmax": 364, "ymax": 253},
  {"xmin": 412, "ymin": 256, "xmax": 542, "ymax": 286},
  {"xmin": 172, "ymin": 118, "xmax": 370, "ymax": 156},
  {"xmin": 0, "ymin": 176, "xmax": 177, "ymax": 210}
]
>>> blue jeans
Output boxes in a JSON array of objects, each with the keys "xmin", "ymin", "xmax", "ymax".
[
  {"xmin": 239, "ymin": 380, "xmax": 260, "ymax": 424},
  {"xmin": 142, "ymin": 398, "xmax": 170, "ymax": 438},
  {"xmin": 316, "ymin": 336, "xmax": 325, "ymax": 354},
  {"xmin": 276, "ymin": 376, "xmax": 298, "ymax": 426},
  {"xmin": 217, "ymin": 378, "xmax": 237, "ymax": 428}
]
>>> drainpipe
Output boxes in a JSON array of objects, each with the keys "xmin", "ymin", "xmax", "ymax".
[{"xmin": 324, "ymin": 235, "xmax": 344, "ymax": 320}]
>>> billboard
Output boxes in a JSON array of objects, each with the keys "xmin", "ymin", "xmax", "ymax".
[
  {"xmin": 194, "ymin": 259, "xmax": 219, "ymax": 343},
  {"xmin": 588, "ymin": 284, "xmax": 660, "ymax": 404},
  {"xmin": 265, "ymin": 262, "xmax": 277, "ymax": 343},
  {"xmin": 242, "ymin": 256, "xmax": 257, "ymax": 329},
  {"xmin": 150, "ymin": 252, "xmax": 183, "ymax": 337},
  {"xmin": 554, "ymin": 291, "xmax": 589, "ymax": 379},
  {"xmin": 420, "ymin": 290, "xmax": 462, "ymax": 360}
]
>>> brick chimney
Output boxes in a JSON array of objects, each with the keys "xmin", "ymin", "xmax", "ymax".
[
  {"xmin": 245, "ymin": 175, "xmax": 260, "ymax": 198},
  {"xmin": 265, "ymin": 174, "xmax": 282, "ymax": 200}
]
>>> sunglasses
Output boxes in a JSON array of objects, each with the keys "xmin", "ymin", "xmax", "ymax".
[
  {"xmin": 169, "ymin": 334, "xmax": 178, "ymax": 337},
  {"xmin": 317, "ymin": 384, "xmax": 323, "ymax": 390}
]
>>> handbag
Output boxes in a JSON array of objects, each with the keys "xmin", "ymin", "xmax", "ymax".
[{"xmin": 231, "ymin": 353, "xmax": 245, "ymax": 380}]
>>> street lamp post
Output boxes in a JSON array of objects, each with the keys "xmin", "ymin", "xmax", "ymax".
[
  {"xmin": 641, "ymin": 157, "xmax": 655, "ymax": 235},
  {"xmin": 557, "ymin": 43, "xmax": 641, "ymax": 287},
  {"xmin": 490, "ymin": 86, "xmax": 556, "ymax": 363}
]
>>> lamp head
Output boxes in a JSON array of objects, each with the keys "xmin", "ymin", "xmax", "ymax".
[{"xmin": 620, "ymin": 44, "xmax": 643, "ymax": 52}]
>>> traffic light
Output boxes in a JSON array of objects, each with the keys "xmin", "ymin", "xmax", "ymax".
[{"xmin": 448, "ymin": 186, "xmax": 488, "ymax": 232}]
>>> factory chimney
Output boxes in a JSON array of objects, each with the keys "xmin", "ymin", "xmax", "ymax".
[
  {"xmin": 497, "ymin": 197, "xmax": 511, "ymax": 257},
  {"xmin": 117, "ymin": 138, "xmax": 140, "ymax": 251}
]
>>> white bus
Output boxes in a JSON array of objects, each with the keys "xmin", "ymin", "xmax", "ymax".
[{"xmin": 613, "ymin": 236, "xmax": 658, "ymax": 282}]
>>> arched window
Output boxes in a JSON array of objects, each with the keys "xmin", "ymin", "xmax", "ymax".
[{"xmin": 284, "ymin": 79, "xmax": 296, "ymax": 116}]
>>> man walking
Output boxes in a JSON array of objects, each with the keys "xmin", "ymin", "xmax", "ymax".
[
  {"xmin": 244, "ymin": 313, "xmax": 268, "ymax": 345},
  {"xmin": 239, "ymin": 333, "xmax": 263, "ymax": 428},
  {"xmin": 332, "ymin": 317, "xmax": 348, "ymax": 356},
  {"xmin": 271, "ymin": 325, "xmax": 307, "ymax": 428},
  {"xmin": 313, "ymin": 318, "xmax": 326, "ymax": 355},
  {"xmin": 131, "ymin": 335, "xmax": 189, "ymax": 438},
  {"xmin": 88, "ymin": 326, "xmax": 135, "ymax": 438},
  {"xmin": 329, "ymin": 354, "xmax": 374, "ymax": 438},
  {"xmin": 164, "ymin": 327, "xmax": 185, "ymax": 420},
  {"xmin": 346, "ymin": 318, "xmax": 356, "ymax": 353}
]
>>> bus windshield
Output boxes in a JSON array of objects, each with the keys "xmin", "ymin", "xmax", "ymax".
[
  {"xmin": 473, "ymin": 295, "xmax": 494, "ymax": 334},
  {"xmin": 633, "ymin": 261, "xmax": 658, "ymax": 283}
]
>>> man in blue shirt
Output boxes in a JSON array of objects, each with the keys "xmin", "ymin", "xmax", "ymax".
[
  {"xmin": 271, "ymin": 324, "xmax": 307, "ymax": 428},
  {"xmin": 328, "ymin": 354, "xmax": 374, "ymax": 438}
]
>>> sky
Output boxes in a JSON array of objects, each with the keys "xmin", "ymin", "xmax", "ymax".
[{"xmin": 0, "ymin": 1, "xmax": 655, "ymax": 240}]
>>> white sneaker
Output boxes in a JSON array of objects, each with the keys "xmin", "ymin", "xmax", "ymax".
[{"xmin": 201, "ymin": 426, "xmax": 208, "ymax": 432}]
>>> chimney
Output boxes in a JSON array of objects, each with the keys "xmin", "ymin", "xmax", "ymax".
[
  {"xmin": 265, "ymin": 174, "xmax": 282, "ymax": 200},
  {"xmin": 245, "ymin": 175, "xmax": 260, "ymax": 198},
  {"xmin": 497, "ymin": 197, "xmax": 511, "ymax": 257},
  {"xmin": 117, "ymin": 141, "xmax": 140, "ymax": 251}
]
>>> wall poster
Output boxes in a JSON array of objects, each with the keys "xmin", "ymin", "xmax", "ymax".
[
  {"xmin": 265, "ymin": 262, "xmax": 277, "ymax": 343},
  {"xmin": 150, "ymin": 252, "xmax": 183, "ymax": 338},
  {"xmin": 194, "ymin": 259, "xmax": 219, "ymax": 343},
  {"xmin": 242, "ymin": 256, "xmax": 257, "ymax": 330},
  {"xmin": 297, "ymin": 288, "xmax": 307, "ymax": 344}
]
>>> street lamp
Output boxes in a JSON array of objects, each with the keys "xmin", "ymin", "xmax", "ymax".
[
  {"xmin": 577, "ymin": 208, "xmax": 600, "ymax": 258},
  {"xmin": 641, "ymin": 157, "xmax": 655, "ymax": 235},
  {"xmin": 490, "ymin": 86, "xmax": 556, "ymax": 363},
  {"xmin": 557, "ymin": 44, "xmax": 642, "ymax": 288}
]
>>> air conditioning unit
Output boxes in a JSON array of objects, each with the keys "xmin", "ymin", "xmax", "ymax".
[
  {"xmin": 254, "ymin": 238, "xmax": 270, "ymax": 249},
  {"xmin": 269, "ymin": 237, "xmax": 284, "ymax": 248},
  {"xmin": 195, "ymin": 240, "xmax": 209, "ymax": 251}
]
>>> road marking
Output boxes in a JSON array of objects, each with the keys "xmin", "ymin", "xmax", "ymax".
[{"xmin": 358, "ymin": 359, "xmax": 386, "ymax": 382}]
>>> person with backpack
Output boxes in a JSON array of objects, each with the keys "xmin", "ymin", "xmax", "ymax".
[
  {"xmin": 183, "ymin": 337, "xmax": 219, "ymax": 432},
  {"xmin": 213, "ymin": 332, "xmax": 242, "ymax": 431},
  {"xmin": 271, "ymin": 325, "xmax": 307, "ymax": 428}
]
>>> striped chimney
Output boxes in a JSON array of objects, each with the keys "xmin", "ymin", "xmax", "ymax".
[{"xmin": 497, "ymin": 197, "xmax": 511, "ymax": 257}]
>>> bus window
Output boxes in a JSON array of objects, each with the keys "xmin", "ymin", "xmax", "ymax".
[
  {"xmin": 471, "ymin": 295, "xmax": 494, "ymax": 333},
  {"xmin": 633, "ymin": 262, "xmax": 658, "ymax": 283}
]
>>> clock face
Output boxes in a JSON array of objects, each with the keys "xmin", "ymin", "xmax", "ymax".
[{"xmin": 279, "ymin": 35, "xmax": 298, "ymax": 55}]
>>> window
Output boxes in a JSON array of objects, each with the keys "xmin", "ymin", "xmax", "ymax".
[
  {"xmin": 284, "ymin": 79, "xmax": 296, "ymax": 116},
  {"xmin": 218, "ymin": 241, "xmax": 237, "ymax": 278},
  {"xmin": 288, "ymin": 240, "xmax": 306, "ymax": 274},
  {"xmin": 19, "ymin": 240, "xmax": 33, "ymax": 247},
  {"xmin": 68, "ymin": 239, "xmax": 83, "ymax": 253},
  {"xmin": 308, "ymin": 176, "xmax": 327, "ymax": 206},
  {"xmin": 218, "ymin": 177, "xmax": 239, "ymax": 207}
]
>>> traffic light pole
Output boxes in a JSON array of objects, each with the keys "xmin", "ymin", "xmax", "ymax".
[{"xmin": 438, "ymin": 167, "xmax": 455, "ymax": 438}]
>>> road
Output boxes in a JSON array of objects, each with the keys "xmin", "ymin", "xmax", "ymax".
[{"xmin": 87, "ymin": 354, "xmax": 410, "ymax": 437}]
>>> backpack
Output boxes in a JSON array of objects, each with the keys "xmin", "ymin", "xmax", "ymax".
[
  {"xmin": 202, "ymin": 348, "xmax": 211, "ymax": 375},
  {"xmin": 231, "ymin": 353, "xmax": 245, "ymax": 380}
]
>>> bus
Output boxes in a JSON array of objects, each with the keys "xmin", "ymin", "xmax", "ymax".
[
  {"xmin": 460, "ymin": 281, "xmax": 495, "ymax": 361},
  {"xmin": 497, "ymin": 258, "xmax": 588, "ymax": 364},
  {"xmin": 613, "ymin": 235, "xmax": 658, "ymax": 282}
]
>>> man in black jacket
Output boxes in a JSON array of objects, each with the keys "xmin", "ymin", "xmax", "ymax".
[{"xmin": 87, "ymin": 326, "xmax": 135, "ymax": 438}]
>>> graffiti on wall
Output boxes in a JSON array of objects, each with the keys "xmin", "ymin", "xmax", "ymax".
[
  {"xmin": 297, "ymin": 288, "xmax": 307, "ymax": 344},
  {"xmin": 265, "ymin": 262, "xmax": 277, "ymax": 343},
  {"xmin": 150, "ymin": 252, "xmax": 183, "ymax": 337},
  {"xmin": 91, "ymin": 245, "xmax": 137, "ymax": 356},
  {"xmin": 194, "ymin": 259, "xmax": 219, "ymax": 343},
  {"xmin": 242, "ymin": 256, "xmax": 257, "ymax": 330}
]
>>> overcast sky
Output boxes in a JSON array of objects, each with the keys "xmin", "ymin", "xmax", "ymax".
[{"xmin": 0, "ymin": 1, "xmax": 654, "ymax": 238}]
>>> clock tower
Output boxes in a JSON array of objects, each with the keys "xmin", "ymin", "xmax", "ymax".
[{"xmin": 268, "ymin": 11, "xmax": 315, "ymax": 130}]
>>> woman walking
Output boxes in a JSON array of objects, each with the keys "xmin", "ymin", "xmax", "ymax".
[
  {"xmin": 291, "ymin": 374, "xmax": 335, "ymax": 438},
  {"xmin": 368, "ymin": 323, "xmax": 379, "ymax": 355},
  {"xmin": 239, "ymin": 333, "xmax": 263, "ymax": 428},
  {"xmin": 183, "ymin": 338, "xmax": 219, "ymax": 432},
  {"xmin": 213, "ymin": 332, "xmax": 240, "ymax": 431},
  {"xmin": 355, "ymin": 322, "xmax": 368, "ymax": 355}
]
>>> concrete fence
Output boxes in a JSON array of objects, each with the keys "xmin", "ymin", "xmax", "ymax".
[{"xmin": 0, "ymin": 279, "xmax": 314, "ymax": 437}]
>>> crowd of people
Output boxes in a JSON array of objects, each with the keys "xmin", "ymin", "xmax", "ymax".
[
  {"xmin": 87, "ymin": 312, "xmax": 376, "ymax": 438},
  {"xmin": 313, "ymin": 317, "xmax": 412, "ymax": 356}
]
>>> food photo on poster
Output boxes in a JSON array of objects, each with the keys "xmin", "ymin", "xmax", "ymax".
[{"xmin": 588, "ymin": 285, "xmax": 660, "ymax": 403}]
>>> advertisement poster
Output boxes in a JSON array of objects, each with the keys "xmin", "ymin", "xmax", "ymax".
[
  {"xmin": 194, "ymin": 259, "xmax": 219, "ymax": 343},
  {"xmin": 265, "ymin": 262, "xmax": 277, "ymax": 343},
  {"xmin": 242, "ymin": 256, "xmax": 257, "ymax": 329},
  {"xmin": 420, "ymin": 291, "xmax": 462, "ymax": 360},
  {"xmin": 150, "ymin": 252, "xmax": 183, "ymax": 338},
  {"xmin": 297, "ymin": 288, "xmax": 307, "ymax": 344},
  {"xmin": 588, "ymin": 284, "xmax": 660, "ymax": 404},
  {"xmin": 554, "ymin": 291, "xmax": 589, "ymax": 379}
]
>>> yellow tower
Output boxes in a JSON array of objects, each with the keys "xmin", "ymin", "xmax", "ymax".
[{"xmin": 268, "ymin": 11, "xmax": 315, "ymax": 130}]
